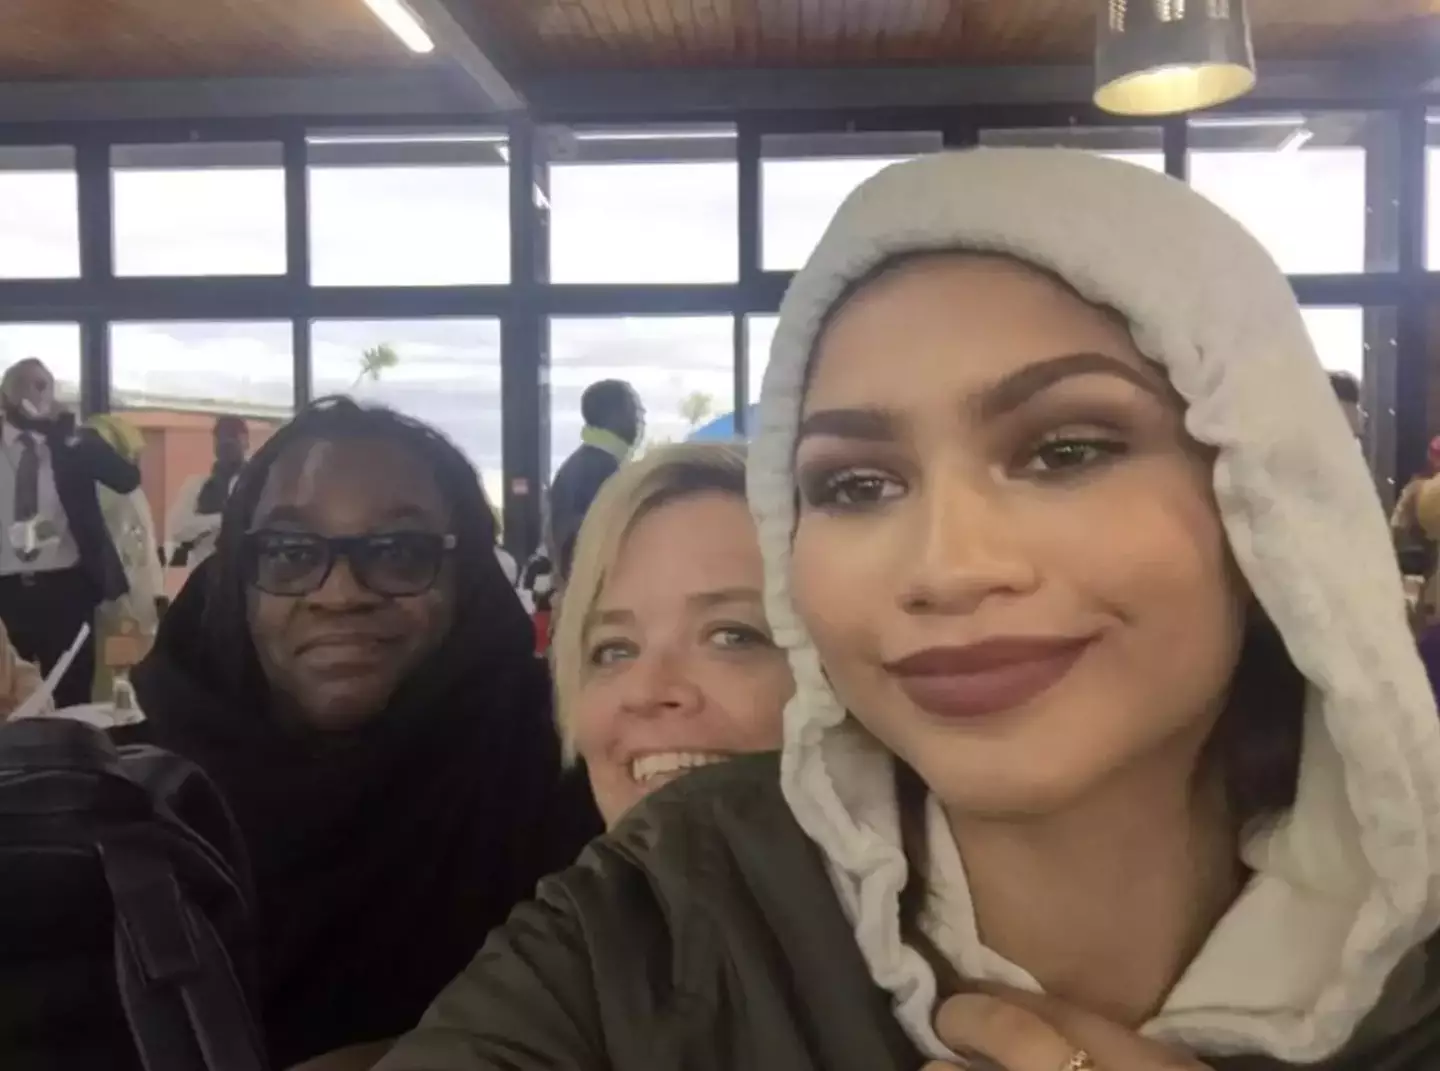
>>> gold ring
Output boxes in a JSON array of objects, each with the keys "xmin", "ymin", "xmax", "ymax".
[{"xmin": 1060, "ymin": 1052, "xmax": 1096, "ymax": 1071}]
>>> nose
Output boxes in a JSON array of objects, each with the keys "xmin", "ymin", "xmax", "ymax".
[
  {"xmin": 308, "ymin": 553, "xmax": 382, "ymax": 610},
  {"xmin": 898, "ymin": 465, "xmax": 1040, "ymax": 616},
  {"xmin": 617, "ymin": 647, "xmax": 704, "ymax": 720}
]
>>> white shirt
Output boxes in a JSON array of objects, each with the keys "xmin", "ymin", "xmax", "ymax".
[
  {"xmin": 165, "ymin": 473, "xmax": 232, "ymax": 568},
  {"xmin": 0, "ymin": 422, "xmax": 80, "ymax": 576}
]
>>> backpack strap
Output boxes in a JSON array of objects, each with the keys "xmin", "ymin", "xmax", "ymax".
[{"xmin": 102, "ymin": 823, "xmax": 267, "ymax": 1071}]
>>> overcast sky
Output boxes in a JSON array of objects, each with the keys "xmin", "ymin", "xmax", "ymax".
[{"xmin": 0, "ymin": 139, "xmax": 1390, "ymax": 502}]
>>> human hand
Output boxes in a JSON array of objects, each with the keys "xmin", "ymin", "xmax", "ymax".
[
  {"xmin": 922, "ymin": 987, "xmax": 1210, "ymax": 1071},
  {"xmin": 0, "ymin": 623, "xmax": 45, "ymax": 721}
]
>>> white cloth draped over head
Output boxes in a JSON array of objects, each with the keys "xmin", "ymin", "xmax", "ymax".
[{"xmin": 745, "ymin": 148, "xmax": 1440, "ymax": 1064}]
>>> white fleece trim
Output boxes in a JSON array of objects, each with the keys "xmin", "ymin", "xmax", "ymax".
[{"xmin": 747, "ymin": 149, "xmax": 1440, "ymax": 1064}]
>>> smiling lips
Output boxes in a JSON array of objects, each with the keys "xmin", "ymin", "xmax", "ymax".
[
  {"xmin": 297, "ymin": 634, "xmax": 398, "ymax": 665},
  {"xmin": 883, "ymin": 636, "xmax": 1094, "ymax": 720}
]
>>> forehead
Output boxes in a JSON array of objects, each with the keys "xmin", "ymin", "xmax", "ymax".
[
  {"xmin": 808, "ymin": 254, "xmax": 1148, "ymax": 407},
  {"xmin": 254, "ymin": 436, "xmax": 449, "ymax": 528},
  {"xmin": 597, "ymin": 492, "xmax": 761, "ymax": 610}
]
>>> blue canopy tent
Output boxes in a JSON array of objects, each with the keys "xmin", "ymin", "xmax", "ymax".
[{"xmin": 686, "ymin": 404, "xmax": 758, "ymax": 443}]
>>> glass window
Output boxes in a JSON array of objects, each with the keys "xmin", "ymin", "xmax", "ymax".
[
  {"xmin": 1301, "ymin": 306, "xmax": 1398, "ymax": 497},
  {"xmin": 0, "ymin": 147, "xmax": 79, "ymax": 279},
  {"xmin": 1422, "ymin": 112, "xmax": 1440, "ymax": 268},
  {"xmin": 747, "ymin": 314, "xmax": 779, "ymax": 407},
  {"xmin": 550, "ymin": 317, "xmax": 734, "ymax": 470},
  {"xmin": 979, "ymin": 126, "xmax": 1164, "ymax": 172},
  {"xmin": 110, "ymin": 320, "xmax": 293, "ymax": 593},
  {"xmin": 549, "ymin": 127, "xmax": 738, "ymax": 283},
  {"xmin": 308, "ymin": 130, "xmax": 509, "ymax": 286},
  {"xmin": 310, "ymin": 318, "xmax": 504, "ymax": 505},
  {"xmin": 0, "ymin": 323, "xmax": 82, "ymax": 407},
  {"xmin": 112, "ymin": 142, "xmax": 287, "ymax": 277},
  {"xmin": 762, "ymin": 131, "xmax": 943, "ymax": 272},
  {"xmin": 1189, "ymin": 113, "xmax": 1388, "ymax": 275}
]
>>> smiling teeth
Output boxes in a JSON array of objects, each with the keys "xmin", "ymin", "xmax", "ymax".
[{"xmin": 631, "ymin": 752, "xmax": 728, "ymax": 783}]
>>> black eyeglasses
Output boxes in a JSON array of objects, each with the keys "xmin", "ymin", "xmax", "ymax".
[{"xmin": 243, "ymin": 530, "xmax": 458, "ymax": 597}]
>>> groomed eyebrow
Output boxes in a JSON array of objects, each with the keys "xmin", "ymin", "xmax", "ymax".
[
  {"xmin": 796, "ymin": 350, "xmax": 1166, "ymax": 446},
  {"xmin": 584, "ymin": 587, "xmax": 765, "ymax": 635},
  {"xmin": 975, "ymin": 350, "xmax": 1165, "ymax": 421},
  {"xmin": 688, "ymin": 586, "xmax": 764, "ymax": 610},
  {"xmin": 585, "ymin": 608, "xmax": 635, "ymax": 633}
]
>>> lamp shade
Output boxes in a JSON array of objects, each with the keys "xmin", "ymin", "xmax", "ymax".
[{"xmin": 1094, "ymin": 0, "xmax": 1256, "ymax": 117}]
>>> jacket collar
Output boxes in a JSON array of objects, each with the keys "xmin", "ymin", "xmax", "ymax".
[{"xmin": 580, "ymin": 425, "xmax": 632, "ymax": 461}]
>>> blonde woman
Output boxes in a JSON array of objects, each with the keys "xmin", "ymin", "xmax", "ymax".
[{"xmin": 553, "ymin": 442, "xmax": 793, "ymax": 826}]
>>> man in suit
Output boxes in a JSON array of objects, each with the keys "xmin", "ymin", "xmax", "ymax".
[
  {"xmin": 0, "ymin": 358, "xmax": 141, "ymax": 707},
  {"xmin": 547, "ymin": 379, "xmax": 643, "ymax": 580}
]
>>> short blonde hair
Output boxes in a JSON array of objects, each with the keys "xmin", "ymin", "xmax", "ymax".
[{"xmin": 552, "ymin": 442, "xmax": 748, "ymax": 759}]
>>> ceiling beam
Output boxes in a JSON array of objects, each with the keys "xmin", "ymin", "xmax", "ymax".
[
  {"xmin": 406, "ymin": 0, "xmax": 526, "ymax": 113},
  {"xmin": 0, "ymin": 71, "xmax": 488, "ymax": 126},
  {"xmin": 526, "ymin": 58, "xmax": 1437, "ymax": 122}
]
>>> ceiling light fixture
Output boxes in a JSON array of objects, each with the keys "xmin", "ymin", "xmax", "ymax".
[
  {"xmin": 1094, "ymin": 0, "xmax": 1256, "ymax": 117},
  {"xmin": 362, "ymin": 0, "xmax": 436, "ymax": 54}
]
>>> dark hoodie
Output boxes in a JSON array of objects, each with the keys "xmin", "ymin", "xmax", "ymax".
[{"xmin": 125, "ymin": 555, "xmax": 601, "ymax": 1067}]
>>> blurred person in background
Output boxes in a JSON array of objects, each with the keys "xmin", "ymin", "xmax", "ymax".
[
  {"xmin": 87, "ymin": 412, "xmax": 163, "ymax": 699},
  {"xmin": 123, "ymin": 398, "xmax": 601, "ymax": 1069},
  {"xmin": 166, "ymin": 413, "xmax": 249, "ymax": 569},
  {"xmin": 1392, "ymin": 435, "xmax": 1440, "ymax": 578},
  {"xmin": 551, "ymin": 443, "xmax": 792, "ymax": 826},
  {"xmin": 548, "ymin": 379, "xmax": 643, "ymax": 580},
  {"xmin": 0, "ymin": 358, "xmax": 140, "ymax": 708}
]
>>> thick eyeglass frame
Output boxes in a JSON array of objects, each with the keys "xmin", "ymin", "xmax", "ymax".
[{"xmin": 243, "ymin": 529, "xmax": 459, "ymax": 597}]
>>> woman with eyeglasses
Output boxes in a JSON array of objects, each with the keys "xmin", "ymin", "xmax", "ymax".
[{"xmin": 122, "ymin": 397, "xmax": 602, "ymax": 1070}]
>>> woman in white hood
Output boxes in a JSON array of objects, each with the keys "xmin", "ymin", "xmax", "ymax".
[{"xmin": 373, "ymin": 150, "xmax": 1440, "ymax": 1071}]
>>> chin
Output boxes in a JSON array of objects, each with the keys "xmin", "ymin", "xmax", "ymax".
[
  {"xmin": 301, "ymin": 691, "xmax": 389, "ymax": 733},
  {"xmin": 899, "ymin": 727, "xmax": 1116, "ymax": 821}
]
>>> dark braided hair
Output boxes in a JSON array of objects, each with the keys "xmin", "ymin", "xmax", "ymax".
[{"xmin": 200, "ymin": 396, "xmax": 502, "ymax": 678}]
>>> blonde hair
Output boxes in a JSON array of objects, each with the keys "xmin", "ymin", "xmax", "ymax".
[
  {"xmin": 552, "ymin": 441, "xmax": 749, "ymax": 759},
  {"xmin": 1416, "ymin": 477, "xmax": 1440, "ymax": 541}
]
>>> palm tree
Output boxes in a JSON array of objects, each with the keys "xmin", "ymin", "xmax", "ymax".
[
  {"xmin": 679, "ymin": 390, "xmax": 716, "ymax": 431},
  {"xmin": 353, "ymin": 343, "xmax": 400, "ymax": 389}
]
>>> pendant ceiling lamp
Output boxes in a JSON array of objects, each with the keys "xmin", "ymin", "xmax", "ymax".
[{"xmin": 1094, "ymin": 0, "xmax": 1256, "ymax": 117}]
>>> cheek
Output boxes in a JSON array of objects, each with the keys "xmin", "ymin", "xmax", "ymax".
[
  {"xmin": 398, "ymin": 591, "xmax": 454, "ymax": 652},
  {"xmin": 571, "ymin": 682, "xmax": 621, "ymax": 762},
  {"xmin": 247, "ymin": 593, "xmax": 292, "ymax": 671},
  {"xmin": 1072, "ymin": 474, "xmax": 1246, "ymax": 684},
  {"xmin": 790, "ymin": 521, "xmax": 865, "ymax": 658},
  {"xmin": 705, "ymin": 659, "xmax": 793, "ymax": 749}
]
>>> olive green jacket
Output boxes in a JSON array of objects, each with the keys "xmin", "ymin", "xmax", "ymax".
[{"xmin": 378, "ymin": 756, "xmax": 1440, "ymax": 1071}]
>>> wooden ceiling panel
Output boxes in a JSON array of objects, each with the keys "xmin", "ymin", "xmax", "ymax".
[
  {"xmin": 469, "ymin": 0, "xmax": 1440, "ymax": 70},
  {"xmin": 0, "ymin": 0, "xmax": 434, "ymax": 81}
]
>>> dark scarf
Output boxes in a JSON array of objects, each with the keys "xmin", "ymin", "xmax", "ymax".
[
  {"xmin": 130, "ymin": 555, "xmax": 602, "ymax": 1067},
  {"xmin": 194, "ymin": 459, "xmax": 243, "ymax": 516}
]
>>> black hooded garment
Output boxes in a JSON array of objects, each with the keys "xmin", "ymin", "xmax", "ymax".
[{"xmin": 124, "ymin": 552, "xmax": 602, "ymax": 1068}]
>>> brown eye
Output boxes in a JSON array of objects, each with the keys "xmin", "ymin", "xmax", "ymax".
[
  {"xmin": 801, "ymin": 467, "xmax": 906, "ymax": 511},
  {"xmin": 1019, "ymin": 437, "xmax": 1128, "ymax": 478}
]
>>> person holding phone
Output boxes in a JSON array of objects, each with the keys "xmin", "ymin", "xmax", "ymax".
[{"xmin": 0, "ymin": 358, "xmax": 140, "ymax": 708}]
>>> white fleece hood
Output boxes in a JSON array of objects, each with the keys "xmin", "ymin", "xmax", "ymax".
[{"xmin": 746, "ymin": 148, "xmax": 1440, "ymax": 1064}]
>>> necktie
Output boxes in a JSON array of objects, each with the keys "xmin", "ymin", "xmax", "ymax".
[{"xmin": 14, "ymin": 433, "xmax": 38, "ymax": 524}]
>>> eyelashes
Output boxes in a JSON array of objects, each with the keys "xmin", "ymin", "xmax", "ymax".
[{"xmin": 797, "ymin": 431, "xmax": 1133, "ymax": 514}]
